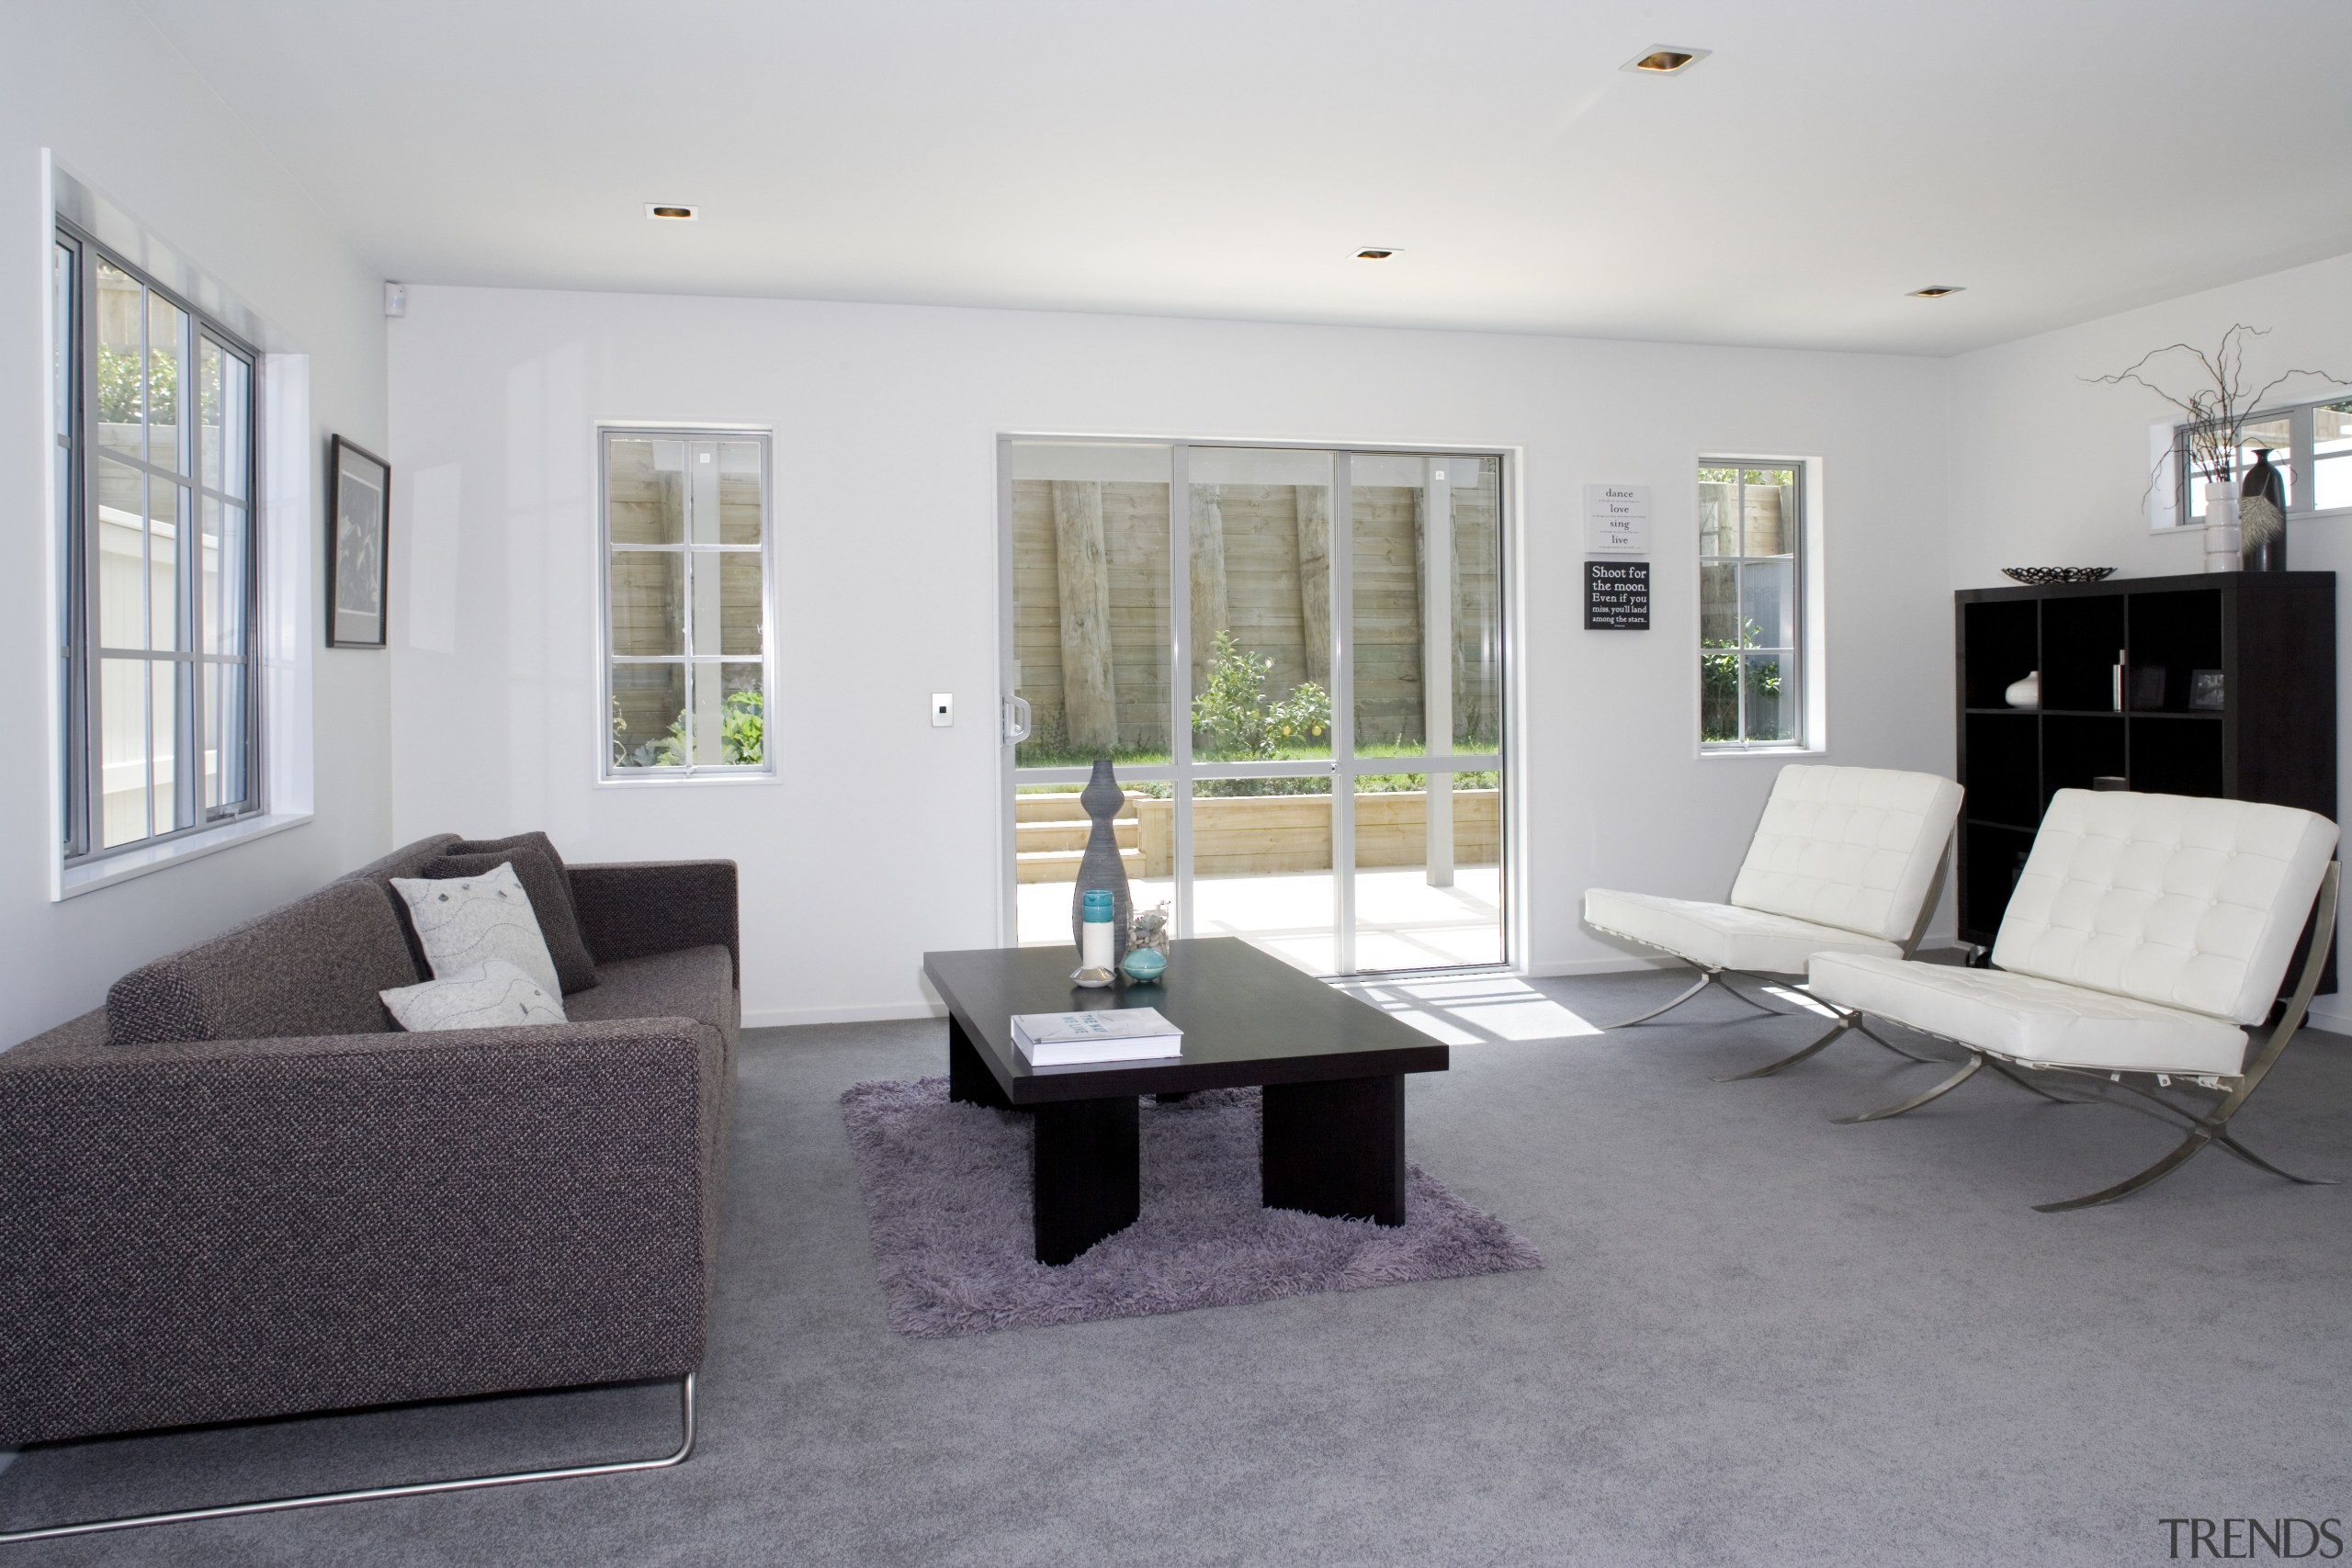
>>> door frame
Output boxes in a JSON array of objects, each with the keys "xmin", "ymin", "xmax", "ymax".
[{"xmin": 995, "ymin": 434, "xmax": 1514, "ymax": 977}]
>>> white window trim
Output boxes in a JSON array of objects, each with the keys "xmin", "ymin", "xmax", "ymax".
[
  {"xmin": 592, "ymin": 423, "xmax": 780, "ymax": 786},
  {"xmin": 45, "ymin": 155, "xmax": 314, "ymax": 901},
  {"xmin": 1695, "ymin": 453, "xmax": 1826, "ymax": 759}
]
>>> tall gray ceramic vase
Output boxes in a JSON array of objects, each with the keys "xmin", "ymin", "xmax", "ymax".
[{"xmin": 1070, "ymin": 759, "xmax": 1134, "ymax": 963}]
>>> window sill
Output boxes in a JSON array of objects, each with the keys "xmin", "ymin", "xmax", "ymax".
[
  {"xmin": 58, "ymin": 810, "xmax": 313, "ymax": 901},
  {"xmin": 1699, "ymin": 742, "xmax": 1821, "ymax": 759},
  {"xmin": 594, "ymin": 770, "xmax": 780, "ymax": 788}
]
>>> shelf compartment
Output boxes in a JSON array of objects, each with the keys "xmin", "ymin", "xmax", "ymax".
[
  {"xmin": 1962, "ymin": 712, "xmax": 2039, "ymax": 829},
  {"xmin": 2041, "ymin": 714, "xmax": 2126, "ymax": 805},
  {"xmin": 2129, "ymin": 715, "xmax": 2225, "ymax": 797},
  {"xmin": 1959, "ymin": 822, "xmax": 2037, "ymax": 944}
]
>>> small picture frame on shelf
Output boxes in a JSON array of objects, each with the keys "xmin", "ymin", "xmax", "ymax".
[
  {"xmin": 2129, "ymin": 664, "xmax": 2166, "ymax": 710},
  {"xmin": 2189, "ymin": 669, "xmax": 2225, "ymax": 711}
]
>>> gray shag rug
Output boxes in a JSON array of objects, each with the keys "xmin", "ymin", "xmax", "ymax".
[{"xmin": 841, "ymin": 1077, "xmax": 1541, "ymax": 1337}]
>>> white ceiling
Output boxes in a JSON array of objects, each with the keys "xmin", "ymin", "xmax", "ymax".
[{"xmin": 141, "ymin": 0, "xmax": 2352, "ymax": 355}]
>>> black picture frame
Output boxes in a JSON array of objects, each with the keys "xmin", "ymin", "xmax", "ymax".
[{"xmin": 327, "ymin": 435, "xmax": 390, "ymax": 649}]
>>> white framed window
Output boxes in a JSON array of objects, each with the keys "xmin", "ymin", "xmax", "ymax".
[
  {"xmin": 2174, "ymin": 395, "xmax": 2352, "ymax": 524},
  {"xmin": 56, "ymin": 222, "xmax": 263, "ymax": 863},
  {"xmin": 598, "ymin": 429, "xmax": 774, "ymax": 779},
  {"xmin": 1698, "ymin": 459, "xmax": 1805, "ymax": 750}
]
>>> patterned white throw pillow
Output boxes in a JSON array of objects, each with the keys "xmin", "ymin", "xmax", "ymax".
[
  {"xmin": 381, "ymin": 960, "xmax": 567, "ymax": 1032},
  {"xmin": 390, "ymin": 861, "xmax": 563, "ymax": 1000}
]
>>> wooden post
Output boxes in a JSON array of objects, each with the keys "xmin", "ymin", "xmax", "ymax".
[
  {"xmin": 1052, "ymin": 480, "xmax": 1118, "ymax": 754},
  {"xmin": 1295, "ymin": 485, "xmax": 1332, "ymax": 688},
  {"xmin": 1190, "ymin": 491, "xmax": 1230, "ymax": 694}
]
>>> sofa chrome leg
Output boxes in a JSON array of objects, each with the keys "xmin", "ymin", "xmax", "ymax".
[
  {"xmin": 2032, "ymin": 1132, "xmax": 2218, "ymax": 1213},
  {"xmin": 2211, "ymin": 1132, "xmax": 2334, "ymax": 1187},
  {"xmin": 1716, "ymin": 1013, "xmax": 1856, "ymax": 1081},
  {"xmin": 1606, "ymin": 967, "xmax": 1718, "ymax": 1028},
  {"xmin": 1713, "ymin": 971, "xmax": 1793, "ymax": 1018},
  {"xmin": 0, "ymin": 1373, "xmax": 696, "ymax": 1545},
  {"xmin": 1834, "ymin": 1055, "xmax": 1982, "ymax": 1123},
  {"xmin": 1977, "ymin": 1055, "xmax": 2076, "ymax": 1104},
  {"xmin": 1855, "ymin": 1020, "xmax": 1941, "ymax": 1065}
]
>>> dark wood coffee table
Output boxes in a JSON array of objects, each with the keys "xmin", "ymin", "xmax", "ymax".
[{"xmin": 922, "ymin": 937, "xmax": 1450, "ymax": 1265}]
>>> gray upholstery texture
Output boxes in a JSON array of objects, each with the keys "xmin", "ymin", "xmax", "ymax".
[
  {"xmin": 571, "ymin": 860, "xmax": 741, "ymax": 984},
  {"xmin": 104, "ymin": 878, "xmax": 420, "ymax": 1045},
  {"xmin": 1, "ymin": 843, "xmax": 741, "ymax": 1450},
  {"xmin": 447, "ymin": 832, "xmax": 585, "ymax": 927},
  {"xmin": 340, "ymin": 833, "xmax": 465, "ymax": 978},
  {"xmin": 0, "ymin": 1018, "xmax": 722, "ymax": 1448},
  {"xmin": 427, "ymin": 849, "xmax": 599, "ymax": 993},
  {"xmin": 570, "ymin": 945, "xmax": 740, "ymax": 1045}
]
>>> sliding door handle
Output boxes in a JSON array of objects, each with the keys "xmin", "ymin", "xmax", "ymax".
[{"xmin": 1002, "ymin": 694, "xmax": 1033, "ymax": 745}]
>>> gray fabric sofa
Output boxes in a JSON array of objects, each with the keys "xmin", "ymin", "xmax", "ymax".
[{"xmin": 0, "ymin": 835, "xmax": 739, "ymax": 1450}]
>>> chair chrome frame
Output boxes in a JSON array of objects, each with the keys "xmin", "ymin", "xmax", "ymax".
[
  {"xmin": 1594, "ymin": 827, "xmax": 1956, "ymax": 1087},
  {"xmin": 0, "ymin": 1372, "xmax": 696, "ymax": 1544},
  {"xmin": 1830, "ymin": 863, "xmax": 2342, "ymax": 1213}
]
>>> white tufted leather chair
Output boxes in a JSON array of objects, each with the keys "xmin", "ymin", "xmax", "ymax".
[
  {"xmin": 1809, "ymin": 789, "xmax": 2341, "ymax": 1211},
  {"xmin": 1582, "ymin": 764, "xmax": 1963, "ymax": 1068}
]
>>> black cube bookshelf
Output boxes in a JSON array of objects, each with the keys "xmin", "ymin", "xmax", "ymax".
[{"xmin": 1954, "ymin": 570, "xmax": 2335, "ymax": 988}]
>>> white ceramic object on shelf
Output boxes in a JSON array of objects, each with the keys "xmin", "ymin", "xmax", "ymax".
[
  {"xmin": 2005, "ymin": 671, "xmax": 2040, "ymax": 710},
  {"xmin": 2203, "ymin": 482, "xmax": 2242, "ymax": 574}
]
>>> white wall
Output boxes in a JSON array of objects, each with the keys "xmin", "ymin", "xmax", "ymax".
[
  {"xmin": 0, "ymin": 4, "xmax": 391, "ymax": 1045},
  {"xmin": 1948, "ymin": 249, "xmax": 2352, "ymax": 1028},
  {"xmin": 389, "ymin": 287, "xmax": 1954, "ymax": 1025}
]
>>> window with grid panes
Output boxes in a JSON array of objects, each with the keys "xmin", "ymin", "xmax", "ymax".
[
  {"xmin": 1698, "ymin": 462, "xmax": 1804, "ymax": 749},
  {"xmin": 2176, "ymin": 396, "xmax": 2352, "ymax": 523},
  {"xmin": 57, "ymin": 226, "xmax": 260, "ymax": 860},
  {"xmin": 601, "ymin": 431, "xmax": 772, "ymax": 775}
]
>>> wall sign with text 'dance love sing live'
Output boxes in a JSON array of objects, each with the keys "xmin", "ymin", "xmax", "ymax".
[
  {"xmin": 1586, "ymin": 560, "xmax": 1649, "ymax": 629},
  {"xmin": 1584, "ymin": 482, "xmax": 1650, "ymax": 629}
]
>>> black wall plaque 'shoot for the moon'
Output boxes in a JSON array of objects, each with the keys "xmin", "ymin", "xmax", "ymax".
[{"xmin": 1586, "ymin": 559, "xmax": 1649, "ymax": 629}]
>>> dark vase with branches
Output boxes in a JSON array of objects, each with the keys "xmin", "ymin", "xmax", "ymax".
[{"xmin": 2241, "ymin": 447, "xmax": 2288, "ymax": 572}]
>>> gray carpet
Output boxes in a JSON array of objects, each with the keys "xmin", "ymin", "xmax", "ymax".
[
  {"xmin": 5, "ymin": 968, "xmax": 2351, "ymax": 1567},
  {"xmin": 840, "ymin": 1078, "xmax": 1540, "ymax": 1337}
]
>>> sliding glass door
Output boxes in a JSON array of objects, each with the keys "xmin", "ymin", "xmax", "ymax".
[{"xmin": 1002, "ymin": 438, "xmax": 1506, "ymax": 976}]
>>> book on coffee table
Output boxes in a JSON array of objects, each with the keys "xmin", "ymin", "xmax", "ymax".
[{"xmin": 1011, "ymin": 1008, "xmax": 1183, "ymax": 1066}]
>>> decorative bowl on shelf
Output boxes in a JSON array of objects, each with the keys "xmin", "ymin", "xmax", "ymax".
[{"xmin": 2001, "ymin": 567, "xmax": 2116, "ymax": 586}]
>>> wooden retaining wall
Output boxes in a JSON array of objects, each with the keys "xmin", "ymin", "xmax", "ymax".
[{"xmin": 1127, "ymin": 789, "xmax": 1499, "ymax": 877}]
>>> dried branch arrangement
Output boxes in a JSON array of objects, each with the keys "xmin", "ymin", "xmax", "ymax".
[{"xmin": 2086, "ymin": 324, "xmax": 2346, "ymax": 484}]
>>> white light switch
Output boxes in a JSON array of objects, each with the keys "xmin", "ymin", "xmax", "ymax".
[{"xmin": 932, "ymin": 693, "xmax": 954, "ymax": 728}]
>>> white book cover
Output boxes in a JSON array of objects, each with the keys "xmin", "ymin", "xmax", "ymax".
[
  {"xmin": 1011, "ymin": 1009, "xmax": 1182, "ymax": 1066},
  {"xmin": 1011, "ymin": 1009, "xmax": 1181, "ymax": 1045}
]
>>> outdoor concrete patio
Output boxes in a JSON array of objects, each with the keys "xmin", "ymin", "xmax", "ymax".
[{"xmin": 1015, "ymin": 866, "xmax": 1504, "ymax": 976}]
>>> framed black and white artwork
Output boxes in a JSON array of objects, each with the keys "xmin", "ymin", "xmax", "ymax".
[{"xmin": 328, "ymin": 435, "xmax": 390, "ymax": 648}]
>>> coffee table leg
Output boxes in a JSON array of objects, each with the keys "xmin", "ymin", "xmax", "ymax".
[
  {"xmin": 946, "ymin": 1014, "xmax": 1011, "ymax": 1110},
  {"xmin": 1032, "ymin": 1096, "xmax": 1140, "ymax": 1266},
  {"xmin": 1261, "ymin": 1075, "xmax": 1406, "ymax": 1225}
]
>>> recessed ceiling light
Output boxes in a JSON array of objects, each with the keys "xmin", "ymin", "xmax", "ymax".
[
  {"xmin": 645, "ymin": 203, "xmax": 698, "ymax": 221},
  {"xmin": 1908, "ymin": 285, "xmax": 1965, "ymax": 299},
  {"xmin": 1623, "ymin": 46, "xmax": 1709, "ymax": 75},
  {"xmin": 1355, "ymin": 247, "xmax": 1398, "ymax": 260}
]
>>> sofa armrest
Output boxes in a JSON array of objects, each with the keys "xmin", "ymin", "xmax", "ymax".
[
  {"xmin": 568, "ymin": 860, "xmax": 740, "ymax": 984},
  {"xmin": 0, "ymin": 1018, "xmax": 724, "ymax": 1448}
]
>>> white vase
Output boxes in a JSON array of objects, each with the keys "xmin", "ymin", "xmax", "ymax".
[
  {"xmin": 2203, "ymin": 482, "xmax": 2241, "ymax": 574},
  {"xmin": 2005, "ymin": 671, "xmax": 2040, "ymax": 710}
]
